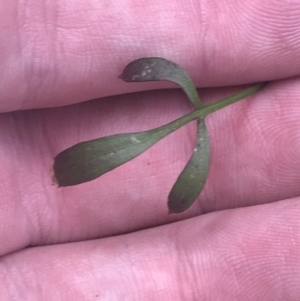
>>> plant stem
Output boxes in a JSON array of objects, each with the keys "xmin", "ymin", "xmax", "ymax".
[
  {"xmin": 154, "ymin": 82, "xmax": 266, "ymax": 136},
  {"xmin": 199, "ymin": 82, "xmax": 267, "ymax": 118}
]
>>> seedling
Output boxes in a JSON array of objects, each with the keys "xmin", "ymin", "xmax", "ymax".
[{"xmin": 52, "ymin": 57, "xmax": 266, "ymax": 213}]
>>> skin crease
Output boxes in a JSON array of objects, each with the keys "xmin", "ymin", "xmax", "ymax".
[{"xmin": 1, "ymin": 0, "xmax": 300, "ymax": 300}]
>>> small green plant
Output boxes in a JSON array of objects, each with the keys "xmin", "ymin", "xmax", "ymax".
[{"xmin": 52, "ymin": 57, "xmax": 266, "ymax": 213}]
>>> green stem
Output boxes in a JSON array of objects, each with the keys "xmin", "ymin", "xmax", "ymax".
[
  {"xmin": 199, "ymin": 82, "xmax": 267, "ymax": 118},
  {"xmin": 154, "ymin": 82, "xmax": 266, "ymax": 136}
]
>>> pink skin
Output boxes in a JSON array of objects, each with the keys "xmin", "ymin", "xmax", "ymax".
[{"xmin": 1, "ymin": 0, "xmax": 300, "ymax": 300}]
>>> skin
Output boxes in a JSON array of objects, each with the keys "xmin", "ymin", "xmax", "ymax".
[{"xmin": 1, "ymin": 0, "xmax": 300, "ymax": 300}]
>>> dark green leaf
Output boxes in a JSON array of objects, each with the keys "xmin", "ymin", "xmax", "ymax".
[
  {"xmin": 119, "ymin": 57, "xmax": 203, "ymax": 109},
  {"xmin": 168, "ymin": 119, "xmax": 210, "ymax": 213},
  {"xmin": 53, "ymin": 132, "xmax": 164, "ymax": 186},
  {"xmin": 53, "ymin": 110, "xmax": 199, "ymax": 187}
]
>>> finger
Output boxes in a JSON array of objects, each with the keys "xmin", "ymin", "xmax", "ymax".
[
  {"xmin": 1, "ymin": 0, "xmax": 300, "ymax": 111},
  {"xmin": 1, "ymin": 78, "xmax": 300, "ymax": 256},
  {"xmin": 1, "ymin": 197, "xmax": 300, "ymax": 300}
]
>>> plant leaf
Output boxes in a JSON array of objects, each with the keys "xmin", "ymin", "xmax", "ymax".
[
  {"xmin": 53, "ymin": 132, "xmax": 165, "ymax": 186},
  {"xmin": 119, "ymin": 57, "xmax": 203, "ymax": 109},
  {"xmin": 53, "ymin": 111, "xmax": 199, "ymax": 187},
  {"xmin": 168, "ymin": 119, "xmax": 210, "ymax": 213}
]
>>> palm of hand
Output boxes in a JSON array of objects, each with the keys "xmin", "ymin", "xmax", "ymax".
[{"xmin": 1, "ymin": 1, "xmax": 300, "ymax": 300}]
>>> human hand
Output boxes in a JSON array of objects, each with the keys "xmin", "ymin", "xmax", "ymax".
[{"xmin": 1, "ymin": 1, "xmax": 300, "ymax": 300}]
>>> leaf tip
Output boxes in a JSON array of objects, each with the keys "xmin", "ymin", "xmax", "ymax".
[
  {"xmin": 118, "ymin": 72, "xmax": 126, "ymax": 81},
  {"xmin": 118, "ymin": 59, "xmax": 143, "ymax": 82},
  {"xmin": 50, "ymin": 165, "xmax": 60, "ymax": 187},
  {"xmin": 119, "ymin": 57, "xmax": 162, "ymax": 83},
  {"xmin": 167, "ymin": 196, "xmax": 186, "ymax": 214}
]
